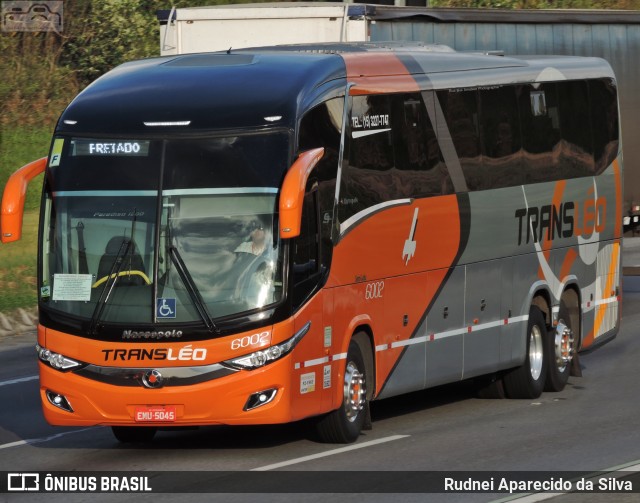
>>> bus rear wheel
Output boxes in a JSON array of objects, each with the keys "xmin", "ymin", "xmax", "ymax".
[
  {"xmin": 111, "ymin": 426, "xmax": 157, "ymax": 443},
  {"xmin": 314, "ymin": 337, "xmax": 369, "ymax": 443},
  {"xmin": 504, "ymin": 306, "xmax": 547, "ymax": 399}
]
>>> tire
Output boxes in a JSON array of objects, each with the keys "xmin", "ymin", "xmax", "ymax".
[
  {"xmin": 504, "ymin": 306, "xmax": 547, "ymax": 399},
  {"xmin": 544, "ymin": 297, "xmax": 575, "ymax": 392},
  {"xmin": 111, "ymin": 426, "xmax": 157, "ymax": 443},
  {"xmin": 314, "ymin": 337, "xmax": 369, "ymax": 443}
]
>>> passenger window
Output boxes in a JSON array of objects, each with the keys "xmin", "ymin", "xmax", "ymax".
[
  {"xmin": 391, "ymin": 94, "xmax": 451, "ymax": 197},
  {"xmin": 519, "ymin": 83, "xmax": 561, "ymax": 184},
  {"xmin": 437, "ymin": 89, "xmax": 482, "ymax": 190},
  {"xmin": 340, "ymin": 93, "xmax": 451, "ymax": 225},
  {"xmin": 590, "ymin": 78, "xmax": 619, "ymax": 175},
  {"xmin": 557, "ymin": 80, "xmax": 595, "ymax": 177},
  {"xmin": 339, "ymin": 95, "xmax": 393, "ymax": 222},
  {"xmin": 479, "ymin": 85, "xmax": 523, "ymax": 189}
]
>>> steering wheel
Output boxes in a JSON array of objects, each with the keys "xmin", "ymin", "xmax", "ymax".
[{"xmin": 92, "ymin": 270, "xmax": 152, "ymax": 288}]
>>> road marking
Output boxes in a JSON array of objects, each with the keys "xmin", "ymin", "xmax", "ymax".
[
  {"xmin": 0, "ymin": 375, "xmax": 38, "ymax": 387},
  {"xmin": 492, "ymin": 459, "xmax": 640, "ymax": 502},
  {"xmin": 251, "ymin": 434, "xmax": 410, "ymax": 471},
  {"xmin": 0, "ymin": 428, "xmax": 96, "ymax": 450}
]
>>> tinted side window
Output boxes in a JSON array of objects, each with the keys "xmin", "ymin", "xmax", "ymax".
[
  {"xmin": 339, "ymin": 95, "xmax": 393, "ymax": 222},
  {"xmin": 590, "ymin": 78, "xmax": 619, "ymax": 174},
  {"xmin": 391, "ymin": 94, "xmax": 451, "ymax": 197},
  {"xmin": 434, "ymin": 79, "xmax": 618, "ymax": 193},
  {"xmin": 519, "ymin": 83, "xmax": 561, "ymax": 184},
  {"xmin": 437, "ymin": 89, "xmax": 482, "ymax": 190},
  {"xmin": 557, "ymin": 80, "xmax": 595, "ymax": 178},
  {"xmin": 479, "ymin": 85, "xmax": 523, "ymax": 189},
  {"xmin": 340, "ymin": 94, "xmax": 451, "ymax": 224}
]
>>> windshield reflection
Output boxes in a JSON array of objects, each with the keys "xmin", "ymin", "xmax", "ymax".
[{"xmin": 159, "ymin": 191, "xmax": 282, "ymax": 322}]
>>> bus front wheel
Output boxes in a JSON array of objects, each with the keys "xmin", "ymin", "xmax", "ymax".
[{"xmin": 314, "ymin": 337, "xmax": 369, "ymax": 443}]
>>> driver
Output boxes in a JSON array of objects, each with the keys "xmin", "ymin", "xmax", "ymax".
[
  {"xmin": 233, "ymin": 219, "xmax": 275, "ymax": 307},
  {"xmin": 235, "ymin": 220, "xmax": 269, "ymax": 256}
]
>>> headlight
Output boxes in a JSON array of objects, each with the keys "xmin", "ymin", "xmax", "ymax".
[
  {"xmin": 223, "ymin": 321, "xmax": 310, "ymax": 370},
  {"xmin": 36, "ymin": 344, "xmax": 84, "ymax": 371}
]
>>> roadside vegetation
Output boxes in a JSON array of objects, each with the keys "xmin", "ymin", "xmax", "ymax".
[
  {"xmin": 0, "ymin": 0, "xmax": 637, "ymax": 313},
  {"xmin": 430, "ymin": 0, "xmax": 638, "ymax": 7}
]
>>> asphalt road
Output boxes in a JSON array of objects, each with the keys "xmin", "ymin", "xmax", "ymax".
[{"xmin": 1, "ymin": 292, "xmax": 640, "ymax": 503}]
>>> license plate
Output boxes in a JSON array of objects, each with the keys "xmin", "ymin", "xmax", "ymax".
[{"xmin": 134, "ymin": 406, "xmax": 176, "ymax": 423}]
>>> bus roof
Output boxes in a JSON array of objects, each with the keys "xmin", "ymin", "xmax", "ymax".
[
  {"xmin": 57, "ymin": 51, "xmax": 345, "ymax": 135},
  {"xmin": 57, "ymin": 43, "xmax": 615, "ymax": 136}
]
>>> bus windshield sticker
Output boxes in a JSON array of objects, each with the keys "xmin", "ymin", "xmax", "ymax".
[
  {"xmin": 49, "ymin": 138, "xmax": 64, "ymax": 167},
  {"xmin": 52, "ymin": 274, "xmax": 92, "ymax": 302},
  {"xmin": 70, "ymin": 140, "xmax": 150, "ymax": 157},
  {"xmin": 156, "ymin": 298, "xmax": 177, "ymax": 319}
]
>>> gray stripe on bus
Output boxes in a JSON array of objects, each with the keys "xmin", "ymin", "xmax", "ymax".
[{"xmin": 422, "ymin": 90, "xmax": 469, "ymax": 193}]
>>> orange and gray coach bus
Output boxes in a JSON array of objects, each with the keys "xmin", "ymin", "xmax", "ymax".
[{"xmin": 1, "ymin": 43, "xmax": 622, "ymax": 443}]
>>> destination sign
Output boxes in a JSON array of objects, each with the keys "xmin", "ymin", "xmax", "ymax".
[{"xmin": 71, "ymin": 140, "xmax": 150, "ymax": 157}]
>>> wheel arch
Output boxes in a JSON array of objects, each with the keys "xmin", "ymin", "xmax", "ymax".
[{"xmin": 531, "ymin": 288, "xmax": 552, "ymax": 329}]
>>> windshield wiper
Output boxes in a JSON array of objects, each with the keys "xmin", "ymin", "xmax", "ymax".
[
  {"xmin": 89, "ymin": 208, "xmax": 139, "ymax": 335},
  {"xmin": 168, "ymin": 245, "xmax": 220, "ymax": 334},
  {"xmin": 89, "ymin": 237, "xmax": 132, "ymax": 334},
  {"xmin": 75, "ymin": 222, "xmax": 88, "ymax": 274}
]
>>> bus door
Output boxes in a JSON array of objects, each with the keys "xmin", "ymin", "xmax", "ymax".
[{"xmin": 290, "ymin": 179, "xmax": 331, "ymax": 416}]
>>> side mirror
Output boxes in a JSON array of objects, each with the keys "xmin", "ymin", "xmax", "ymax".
[
  {"xmin": 1, "ymin": 157, "xmax": 47, "ymax": 243},
  {"xmin": 279, "ymin": 148, "xmax": 324, "ymax": 239}
]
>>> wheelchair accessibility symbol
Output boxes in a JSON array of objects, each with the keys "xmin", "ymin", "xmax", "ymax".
[{"xmin": 156, "ymin": 298, "xmax": 176, "ymax": 319}]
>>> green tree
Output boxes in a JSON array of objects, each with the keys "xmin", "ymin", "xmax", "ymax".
[{"xmin": 61, "ymin": 0, "xmax": 161, "ymax": 87}]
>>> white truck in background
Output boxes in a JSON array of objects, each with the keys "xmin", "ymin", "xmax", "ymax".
[{"xmin": 158, "ymin": 2, "xmax": 372, "ymax": 56}]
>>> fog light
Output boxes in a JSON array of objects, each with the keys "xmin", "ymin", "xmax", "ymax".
[
  {"xmin": 46, "ymin": 390, "xmax": 74, "ymax": 412},
  {"xmin": 244, "ymin": 388, "xmax": 277, "ymax": 411}
]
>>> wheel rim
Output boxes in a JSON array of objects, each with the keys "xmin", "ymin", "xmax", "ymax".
[
  {"xmin": 529, "ymin": 324, "xmax": 544, "ymax": 380},
  {"xmin": 554, "ymin": 321, "xmax": 574, "ymax": 372},
  {"xmin": 343, "ymin": 361, "xmax": 366, "ymax": 423}
]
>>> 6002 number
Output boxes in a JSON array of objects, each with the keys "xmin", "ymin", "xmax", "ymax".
[
  {"xmin": 231, "ymin": 331, "xmax": 270, "ymax": 351},
  {"xmin": 365, "ymin": 281, "xmax": 384, "ymax": 300}
]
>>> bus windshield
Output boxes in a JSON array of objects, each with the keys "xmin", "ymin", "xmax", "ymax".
[{"xmin": 40, "ymin": 133, "xmax": 289, "ymax": 329}]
